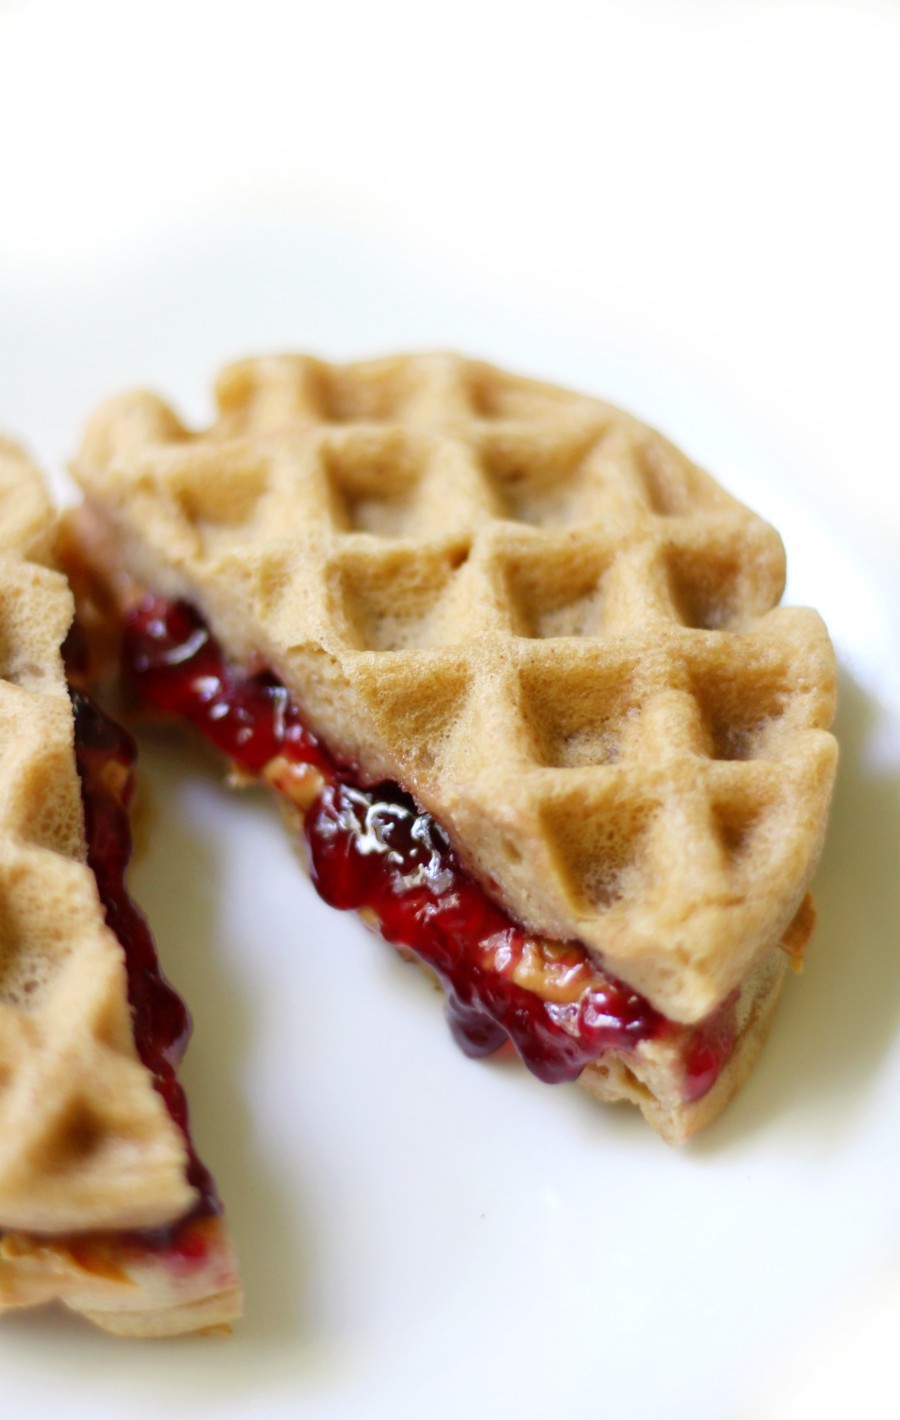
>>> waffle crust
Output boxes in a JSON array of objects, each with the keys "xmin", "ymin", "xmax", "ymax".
[
  {"xmin": 0, "ymin": 440, "xmax": 240, "ymax": 1335},
  {"xmin": 71, "ymin": 353, "xmax": 838, "ymax": 1026}
]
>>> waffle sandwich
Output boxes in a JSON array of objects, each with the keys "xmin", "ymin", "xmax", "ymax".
[
  {"xmin": 0, "ymin": 439, "xmax": 241, "ymax": 1336},
  {"xmin": 65, "ymin": 352, "xmax": 838, "ymax": 1143}
]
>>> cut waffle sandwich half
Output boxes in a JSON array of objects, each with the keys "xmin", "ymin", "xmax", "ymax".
[
  {"xmin": 65, "ymin": 353, "xmax": 838, "ymax": 1143},
  {"xmin": 0, "ymin": 439, "xmax": 241, "ymax": 1336}
]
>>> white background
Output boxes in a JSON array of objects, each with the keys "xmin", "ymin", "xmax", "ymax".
[
  {"xmin": 0, "ymin": 3, "xmax": 899, "ymax": 1417},
  {"xmin": 1, "ymin": 0, "xmax": 898, "ymax": 553}
]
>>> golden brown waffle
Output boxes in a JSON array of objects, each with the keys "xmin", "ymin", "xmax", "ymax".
[
  {"xmin": 0, "ymin": 440, "xmax": 240, "ymax": 1335},
  {"xmin": 71, "ymin": 353, "xmax": 838, "ymax": 1029}
]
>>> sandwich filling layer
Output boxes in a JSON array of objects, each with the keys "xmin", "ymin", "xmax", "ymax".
[{"xmin": 70, "ymin": 683, "xmax": 220, "ymax": 1253}]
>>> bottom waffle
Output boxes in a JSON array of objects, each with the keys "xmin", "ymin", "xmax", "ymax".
[{"xmin": 0, "ymin": 1216, "xmax": 240, "ymax": 1338}]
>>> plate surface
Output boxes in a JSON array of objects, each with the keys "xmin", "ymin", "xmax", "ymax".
[{"xmin": 0, "ymin": 220, "xmax": 897, "ymax": 1420}]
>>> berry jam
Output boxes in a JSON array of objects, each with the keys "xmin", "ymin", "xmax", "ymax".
[
  {"xmin": 122, "ymin": 596, "xmax": 735, "ymax": 1101},
  {"xmin": 306, "ymin": 780, "xmax": 665, "ymax": 1081},
  {"xmin": 69, "ymin": 682, "xmax": 219, "ymax": 1246}
]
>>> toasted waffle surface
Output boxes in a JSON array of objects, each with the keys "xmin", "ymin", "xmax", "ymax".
[
  {"xmin": 0, "ymin": 441, "xmax": 242, "ymax": 1337},
  {"xmin": 0, "ymin": 444, "xmax": 195, "ymax": 1234},
  {"xmin": 72, "ymin": 353, "xmax": 838, "ymax": 1022}
]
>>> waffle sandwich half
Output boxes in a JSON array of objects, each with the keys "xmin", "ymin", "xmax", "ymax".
[
  {"xmin": 0, "ymin": 439, "xmax": 241, "ymax": 1335},
  {"xmin": 65, "ymin": 353, "xmax": 838, "ymax": 1143}
]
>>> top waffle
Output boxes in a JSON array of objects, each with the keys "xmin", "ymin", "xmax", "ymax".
[
  {"xmin": 71, "ymin": 353, "xmax": 838, "ymax": 1023},
  {"xmin": 0, "ymin": 439, "xmax": 195, "ymax": 1233}
]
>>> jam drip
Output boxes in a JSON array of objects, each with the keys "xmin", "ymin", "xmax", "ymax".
[
  {"xmin": 69, "ymin": 683, "xmax": 220, "ymax": 1240},
  {"xmin": 306, "ymin": 781, "xmax": 663, "ymax": 1082},
  {"xmin": 122, "ymin": 597, "xmax": 735, "ymax": 1101}
]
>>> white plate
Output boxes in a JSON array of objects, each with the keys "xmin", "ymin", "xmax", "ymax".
[{"xmin": 0, "ymin": 222, "xmax": 899, "ymax": 1420}]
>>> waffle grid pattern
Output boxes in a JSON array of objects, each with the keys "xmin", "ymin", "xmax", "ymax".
[
  {"xmin": 0, "ymin": 445, "xmax": 194, "ymax": 1234},
  {"xmin": 74, "ymin": 354, "xmax": 837, "ymax": 1021}
]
